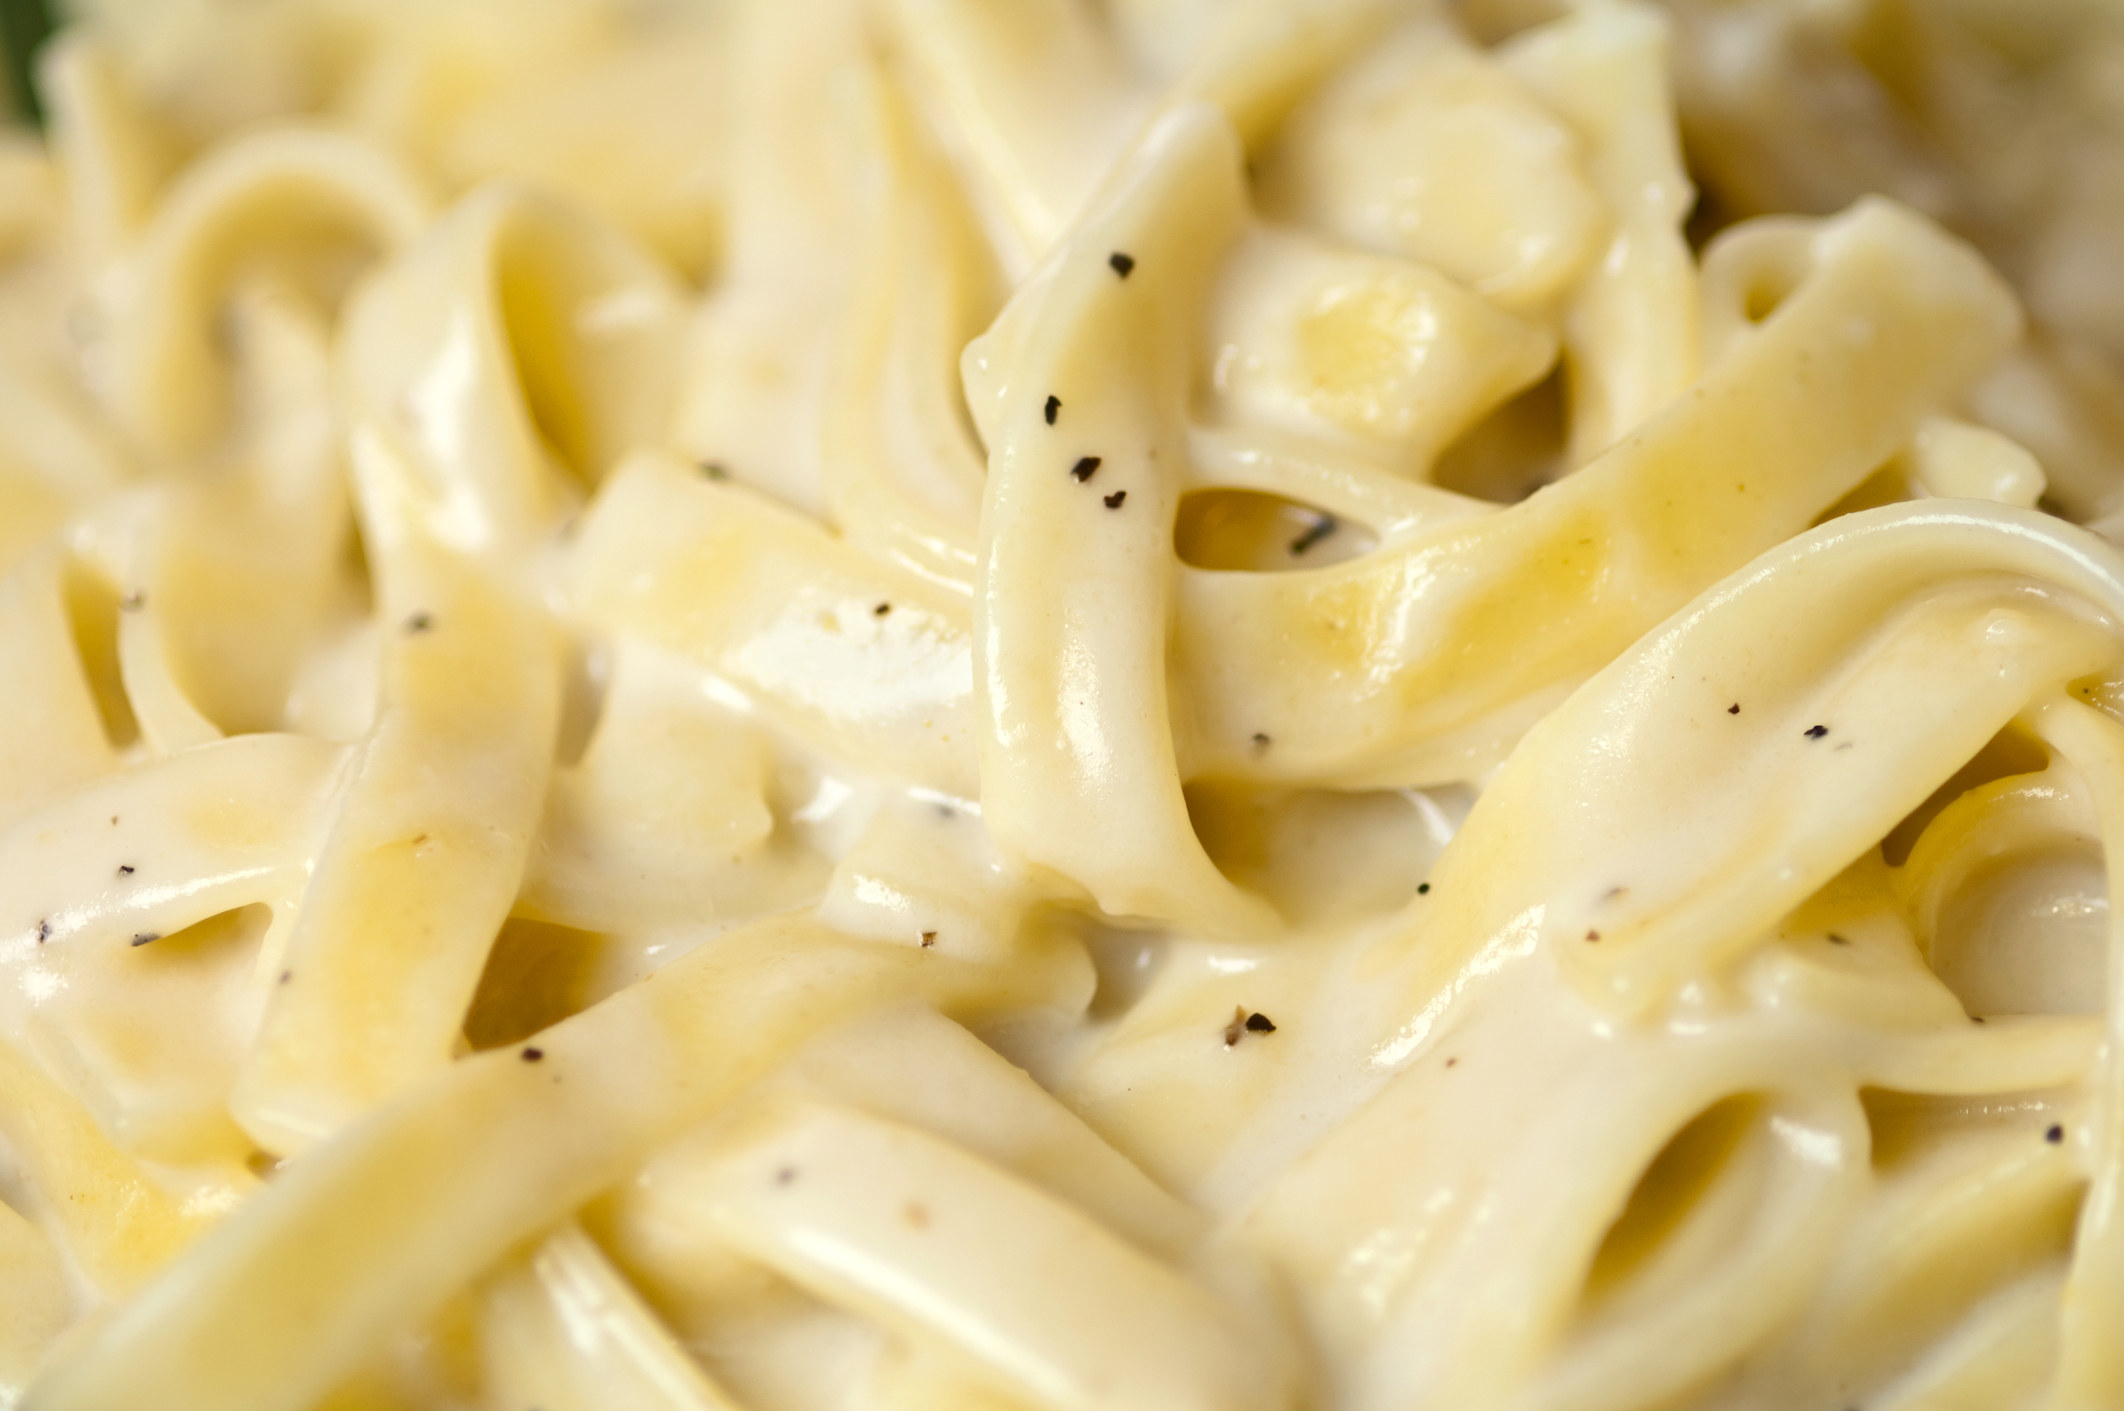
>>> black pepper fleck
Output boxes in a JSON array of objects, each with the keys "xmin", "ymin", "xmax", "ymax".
[
  {"xmin": 1728, "ymin": 703, "xmax": 1741, "ymax": 714},
  {"xmin": 1245, "ymin": 1012, "xmax": 1276, "ymax": 1034},
  {"xmin": 1071, "ymin": 456, "xmax": 1102, "ymax": 482},
  {"xmin": 1108, "ymin": 251, "xmax": 1135, "ymax": 278},
  {"xmin": 1585, "ymin": 929, "xmax": 1601, "ymax": 942},
  {"xmin": 1044, "ymin": 394, "xmax": 1060, "ymax": 425},
  {"xmin": 920, "ymin": 931, "xmax": 937, "ymax": 948},
  {"xmin": 1827, "ymin": 933, "xmax": 1849, "ymax": 946},
  {"xmin": 874, "ymin": 602, "xmax": 891, "ymax": 617},
  {"xmin": 117, "ymin": 864, "xmax": 134, "ymax": 876},
  {"xmin": 1417, "ymin": 882, "xmax": 1430, "ymax": 895},
  {"xmin": 1805, "ymin": 724, "xmax": 1829, "ymax": 739},
  {"xmin": 520, "ymin": 1046, "xmax": 544, "ymax": 1063},
  {"xmin": 1103, "ymin": 490, "xmax": 1127, "ymax": 509},
  {"xmin": 1288, "ymin": 514, "xmax": 1337, "ymax": 556},
  {"xmin": 2047, "ymin": 1124, "xmax": 2065, "ymax": 1144},
  {"xmin": 1252, "ymin": 732, "xmax": 1271, "ymax": 749},
  {"xmin": 35, "ymin": 919, "xmax": 48, "ymax": 942}
]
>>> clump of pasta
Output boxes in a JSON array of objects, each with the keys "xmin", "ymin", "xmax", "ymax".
[{"xmin": 0, "ymin": 1, "xmax": 2120, "ymax": 1409}]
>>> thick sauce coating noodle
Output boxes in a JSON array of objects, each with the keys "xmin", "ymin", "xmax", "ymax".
[{"xmin": 0, "ymin": 1, "xmax": 2121, "ymax": 1409}]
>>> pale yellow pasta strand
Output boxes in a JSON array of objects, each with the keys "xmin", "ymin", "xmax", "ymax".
[
  {"xmin": 1210, "ymin": 505, "xmax": 2124, "ymax": 1408},
  {"xmin": 1502, "ymin": 0, "xmax": 1700, "ymax": 463},
  {"xmin": 99, "ymin": 126, "xmax": 432, "ymax": 454},
  {"xmin": 36, "ymin": 31, "xmax": 173, "ymax": 269},
  {"xmin": 0, "ymin": 553, "xmax": 118, "ymax": 825},
  {"xmin": 1739, "ymin": 1122, "xmax": 2081, "ymax": 1408},
  {"xmin": 1377, "ymin": 504, "xmax": 2124, "ymax": 1038},
  {"xmin": 668, "ymin": 0, "xmax": 869, "ymax": 521},
  {"xmin": 438, "ymin": 24, "xmax": 726, "ymax": 280},
  {"xmin": 1896, "ymin": 765, "xmax": 2099, "ymax": 976},
  {"xmin": 0, "ymin": 731, "xmax": 344, "ymax": 970},
  {"xmin": 1250, "ymin": 991, "xmax": 1870, "ymax": 1410},
  {"xmin": 1873, "ymin": 1267, "xmax": 2066, "ymax": 1411},
  {"xmin": 883, "ymin": 0, "xmax": 1149, "ymax": 276},
  {"xmin": 605, "ymin": 1006, "xmax": 1206, "ymax": 1286},
  {"xmin": 1175, "ymin": 198, "xmax": 2022, "ymax": 790},
  {"xmin": 514, "ymin": 642, "xmax": 811, "ymax": 936},
  {"xmin": 0, "ymin": 1034, "xmax": 222, "ymax": 1297},
  {"xmin": 0, "ymin": 356, "xmax": 133, "ymax": 576},
  {"xmin": 968, "ymin": 102, "xmax": 1270, "ymax": 935},
  {"xmin": 1201, "ymin": 220, "xmax": 1558, "ymax": 468},
  {"xmin": 336, "ymin": 181, "xmax": 682, "ymax": 556},
  {"xmin": 571, "ymin": 451, "xmax": 978, "ymax": 800},
  {"xmin": 0, "ymin": 1198, "xmax": 70, "ymax": 1398},
  {"xmin": 818, "ymin": 49, "xmax": 993, "ymax": 595},
  {"xmin": 231, "ymin": 177, "xmax": 682, "ymax": 1147},
  {"xmin": 27, "ymin": 917, "xmax": 1082, "ymax": 1411},
  {"xmin": 1163, "ymin": 0, "xmax": 1406, "ymax": 154},
  {"xmin": 232, "ymin": 530, "xmax": 558, "ymax": 1152},
  {"xmin": 478, "ymin": 1223, "xmax": 744, "ymax": 1411},
  {"xmin": 1182, "ymin": 424, "xmax": 1496, "ymax": 545},
  {"xmin": 2023, "ymin": 696, "xmax": 2124, "ymax": 1410},
  {"xmin": 111, "ymin": 562, "xmax": 222, "ymax": 755},
  {"xmin": 629, "ymin": 1096, "xmax": 1294, "ymax": 1411},
  {"xmin": 1254, "ymin": 13, "xmax": 1600, "ymax": 311},
  {"xmin": 0, "ymin": 723, "xmax": 336, "ymax": 1168}
]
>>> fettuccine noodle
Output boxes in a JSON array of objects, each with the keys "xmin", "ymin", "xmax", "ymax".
[{"xmin": 0, "ymin": 1, "xmax": 2120, "ymax": 1408}]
